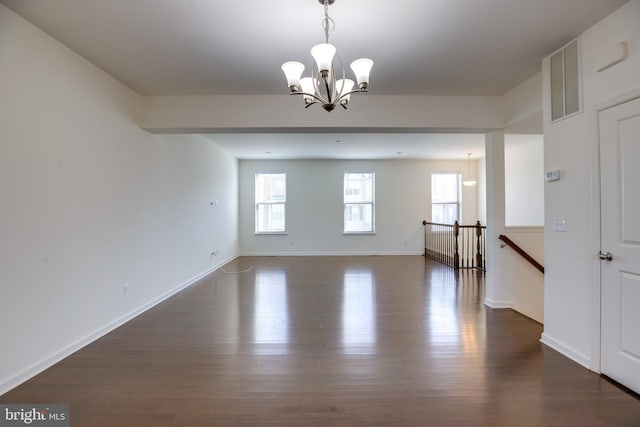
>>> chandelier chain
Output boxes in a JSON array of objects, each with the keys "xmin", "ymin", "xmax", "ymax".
[{"xmin": 322, "ymin": 0, "xmax": 335, "ymax": 43}]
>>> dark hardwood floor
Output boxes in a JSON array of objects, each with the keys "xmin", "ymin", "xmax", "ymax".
[{"xmin": 2, "ymin": 256, "xmax": 639, "ymax": 426}]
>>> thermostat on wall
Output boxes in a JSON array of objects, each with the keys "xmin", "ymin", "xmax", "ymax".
[{"xmin": 545, "ymin": 170, "xmax": 560, "ymax": 181}]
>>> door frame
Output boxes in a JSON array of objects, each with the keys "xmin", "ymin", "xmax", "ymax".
[{"xmin": 589, "ymin": 88, "xmax": 640, "ymax": 373}]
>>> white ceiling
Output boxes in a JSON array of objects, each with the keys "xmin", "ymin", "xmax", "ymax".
[
  {"xmin": 1, "ymin": 0, "xmax": 627, "ymax": 159},
  {"xmin": 1, "ymin": 0, "xmax": 627, "ymax": 96}
]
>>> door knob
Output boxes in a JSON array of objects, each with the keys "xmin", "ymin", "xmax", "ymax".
[{"xmin": 598, "ymin": 251, "xmax": 613, "ymax": 261}]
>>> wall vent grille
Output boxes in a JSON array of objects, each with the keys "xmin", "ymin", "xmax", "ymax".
[{"xmin": 550, "ymin": 38, "xmax": 582, "ymax": 122}]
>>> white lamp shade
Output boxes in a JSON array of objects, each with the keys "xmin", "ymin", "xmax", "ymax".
[
  {"xmin": 281, "ymin": 61, "xmax": 305, "ymax": 87},
  {"xmin": 310, "ymin": 43, "xmax": 336, "ymax": 72},
  {"xmin": 300, "ymin": 77, "xmax": 316, "ymax": 102},
  {"xmin": 462, "ymin": 179, "xmax": 477, "ymax": 187},
  {"xmin": 350, "ymin": 58, "xmax": 373, "ymax": 86},
  {"xmin": 336, "ymin": 78, "xmax": 355, "ymax": 100}
]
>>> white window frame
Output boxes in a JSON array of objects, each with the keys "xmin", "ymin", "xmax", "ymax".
[
  {"xmin": 431, "ymin": 173, "xmax": 461, "ymax": 224},
  {"xmin": 343, "ymin": 172, "xmax": 375, "ymax": 234},
  {"xmin": 255, "ymin": 173, "xmax": 287, "ymax": 234}
]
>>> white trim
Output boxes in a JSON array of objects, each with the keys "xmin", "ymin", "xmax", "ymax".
[
  {"xmin": 0, "ymin": 255, "xmax": 237, "ymax": 396},
  {"xmin": 540, "ymin": 332, "xmax": 592, "ymax": 370},
  {"xmin": 342, "ymin": 232, "xmax": 376, "ymax": 235},
  {"xmin": 483, "ymin": 298, "xmax": 514, "ymax": 309},
  {"xmin": 239, "ymin": 251, "xmax": 424, "ymax": 257}
]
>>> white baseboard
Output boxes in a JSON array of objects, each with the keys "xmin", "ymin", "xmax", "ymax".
[
  {"xmin": 239, "ymin": 251, "xmax": 424, "ymax": 257},
  {"xmin": 540, "ymin": 332, "xmax": 592, "ymax": 370},
  {"xmin": 484, "ymin": 298, "xmax": 515, "ymax": 309},
  {"xmin": 0, "ymin": 255, "xmax": 237, "ymax": 396}
]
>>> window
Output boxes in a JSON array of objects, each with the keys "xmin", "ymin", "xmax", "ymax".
[
  {"xmin": 344, "ymin": 173, "xmax": 374, "ymax": 233},
  {"xmin": 431, "ymin": 173, "xmax": 460, "ymax": 224},
  {"xmin": 255, "ymin": 173, "xmax": 286, "ymax": 233}
]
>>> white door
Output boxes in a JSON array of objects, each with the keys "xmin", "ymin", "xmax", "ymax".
[{"xmin": 600, "ymin": 97, "xmax": 640, "ymax": 394}]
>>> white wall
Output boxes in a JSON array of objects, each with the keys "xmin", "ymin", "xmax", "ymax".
[
  {"xmin": 477, "ymin": 157, "xmax": 487, "ymax": 225},
  {"xmin": 542, "ymin": 0, "xmax": 640, "ymax": 369},
  {"xmin": 505, "ymin": 134, "xmax": 544, "ymax": 226},
  {"xmin": 142, "ymin": 95, "xmax": 505, "ymax": 133},
  {"xmin": 500, "ymin": 228, "xmax": 545, "ymax": 323},
  {"xmin": 0, "ymin": 4, "xmax": 239, "ymax": 394},
  {"xmin": 503, "ymin": 72, "xmax": 543, "ymax": 130},
  {"xmin": 237, "ymin": 159, "xmax": 480, "ymax": 255}
]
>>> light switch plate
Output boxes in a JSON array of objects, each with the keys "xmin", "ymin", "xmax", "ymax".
[
  {"xmin": 554, "ymin": 217, "xmax": 567, "ymax": 232},
  {"xmin": 545, "ymin": 170, "xmax": 560, "ymax": 181}
]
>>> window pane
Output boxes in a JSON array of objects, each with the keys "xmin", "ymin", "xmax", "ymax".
[
  {"xmin": 432, "ymin": 173, "xmax": 459, "ymax": 203},
  {"xmin": 432, "ymin": 204, "xmax": 445, "ymax": 223},
  {"xmin": 344, "ymin": 203, "xmax": 373, "ymax": 232},
  {"xmin": 431, "ymin": 173, "xmax": 460, "ymax": 224},
  {"xmin": 256, "ymin": 173, "xmax": 286, "ymax": 233},
  {"xmin": 344, "ymin": 173, "xmax": 374, "ymax": 233},
  {"xmin": 344, "ymin": 173, "xmax": 374, "ymax": 203},
  {"xmin": 257, "ymin": 203, "xmax": 285, "ymax": 232},
  {"xmin": 443, "ymin": 203, "xmax": 459, "ymax": 224},
  {"xmin": 256, "ymin": 173, "xmax": 286, "ymax": 203}
]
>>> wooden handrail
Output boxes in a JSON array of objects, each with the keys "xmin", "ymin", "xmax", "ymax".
[{"xmin": 498, "ymin": 234, "xmax": 544, "ymax": 274}]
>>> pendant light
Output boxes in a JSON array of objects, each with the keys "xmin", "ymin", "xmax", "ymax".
[
  {"xmin": 281, "ymin": 0, "xmax": 373, "ymax": 112},
  {"xmin": 462, "ymin": 153, "xmax": 477, "ymax": 187}
]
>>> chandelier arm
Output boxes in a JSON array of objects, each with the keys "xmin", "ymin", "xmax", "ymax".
[
  {"xmin": 290, "ymin": 91, "xmax": 324, "ymax": 105},
  {"xmin": 323, "ymin": 77, "xmax": 333, "ymax": 105},
  {"xmin": 322, "ymin": 62, "xmax": 336, "ymax": 105},
  {"xmin": 334, "ymin": 88, "xmax": 367, "ymax": 104},
  {"xmin": 310, "ymin": 63, "xmax": 329, "ymax": 105}
]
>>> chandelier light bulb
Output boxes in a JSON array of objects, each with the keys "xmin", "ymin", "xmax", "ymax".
[
  {"xmin": 300, "ymin": 77, "xmax": 316, "ymax": 103},
  {"xmin": 350, "ymin": 58, "xmax": 374, "ymax": 89},
  {"xmin": 336, "ymin": 78, "xmax": 355, "ymax": 104},
  {"xmin": 281, "ymin": 61, "xmax": 306, "ymax": 91},
  {"xmin": 310, "ymin": 43, "xmax": 337, "ymax": 74}
]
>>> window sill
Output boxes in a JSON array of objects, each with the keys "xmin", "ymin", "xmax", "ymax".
[
  {"xmin": 255, "ymin": 232, "xmax": 288, "ymax": 235},
  {"xmin": 343, "ymin": 232, "xmax": 376, "ymax": 235}
]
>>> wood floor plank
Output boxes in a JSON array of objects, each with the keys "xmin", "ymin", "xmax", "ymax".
[{"xmin": 2, "ymin": 256, "xmax": 639, "ymax": 426}]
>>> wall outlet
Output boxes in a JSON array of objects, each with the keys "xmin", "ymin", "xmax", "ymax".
[{"xmin": 122, "ymin": 283, "xmax": 129, "ymax": 296}]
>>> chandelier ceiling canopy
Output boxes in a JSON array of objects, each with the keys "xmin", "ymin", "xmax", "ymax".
[{"xmin": 281, "ymin": 0, "xmax": 373, "ymax": 112}]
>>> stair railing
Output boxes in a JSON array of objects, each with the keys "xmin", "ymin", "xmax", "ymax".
[
  {"xmin": 498, "ymin": 234, "xmax": 544, "ymax": 273},
  {"xmin": 422, "ymin": 220, "xmax": 486, "ymax": 270}
]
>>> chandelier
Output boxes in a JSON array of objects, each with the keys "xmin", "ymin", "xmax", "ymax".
[{"xmin": 281, "ymin": 0, "xmax": 373, "ymax": 112}]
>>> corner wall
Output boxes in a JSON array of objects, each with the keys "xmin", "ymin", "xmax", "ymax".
[{"xmin": 0, "ymin": 4, "xmax": 239, "ymax": 394}]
